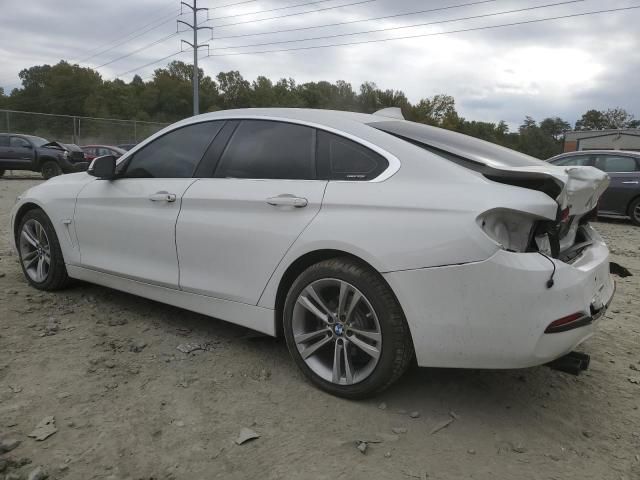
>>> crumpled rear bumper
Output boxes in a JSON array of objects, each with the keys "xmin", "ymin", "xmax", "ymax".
[{"xmin": 384, "ymin": 225, "xmax": 614, "ymax": 369}]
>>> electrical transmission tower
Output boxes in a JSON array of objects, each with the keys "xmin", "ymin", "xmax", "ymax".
[{"xmin": 178, "ymin": 0, "xmax": 212, "ymax": 116}]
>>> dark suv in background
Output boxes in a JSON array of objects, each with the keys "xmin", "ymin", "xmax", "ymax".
[
  {"xmin": 0, "ymin": 133, "xmax": 88, "ymax": 179},
  {"xmin": 548, "ymin": 150, "xmax": 640, "ymax": 226}
]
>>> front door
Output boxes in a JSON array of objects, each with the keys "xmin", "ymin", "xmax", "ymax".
[
  {"xmin": 176, "ymin": 119, "xmax": 327, "ymax": 304},
  {"xmin": 74, "ymin": 121, "xmax": 225, "ymax": 287}
]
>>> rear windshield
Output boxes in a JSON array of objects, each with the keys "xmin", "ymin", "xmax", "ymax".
[{"xmin": 369, "ymin": 120, "xmax": 546, "ymax": 168}]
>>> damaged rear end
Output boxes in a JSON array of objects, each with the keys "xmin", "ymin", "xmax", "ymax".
[
  {"xmin": 478, "ymin": 164, "xmax": 609, "ymax": 262},
  {"xmin": 372, "ymin": 119, "xmax": 615, "ymax": 368}
]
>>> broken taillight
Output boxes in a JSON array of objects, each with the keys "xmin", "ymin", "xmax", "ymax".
[{"xmin": 476, "ymin": 209, "xmax": 537, "ymax": 252}]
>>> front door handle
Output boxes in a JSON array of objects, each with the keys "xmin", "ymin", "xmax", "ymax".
[
  {"xmin": 149, "ymin": 191, "xmax": 177, "ymax": 202},
  {"xmin": 266, "ymin": 194, "xmax": 308, "ymax": 208}
]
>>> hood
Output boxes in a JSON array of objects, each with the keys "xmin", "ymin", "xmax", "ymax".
[{"xmin": 40, "ymin": 141, "xmax": 83, "ymax": 153}]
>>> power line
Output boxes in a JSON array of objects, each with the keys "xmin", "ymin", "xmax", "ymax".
[
  {"xmin": 209, "ymin": 0, "xmax": 376, "ymax": 29},
  {"xmin": 206, "ymin": 4, "xmax": 640, "ymax": 56},
  {"xmin": 208, "ymin": 0, "xmax": 335, "ymax": 21},
  {"xmin": 73, "ymin": 6, "xmax": 180, "ymax": 62},
  {"xmin": 115, "ymin": 50, "xmax": 186, "ymax": 77},
  {"xmin": 214, "ymin": 0, "xmax": 261, "ymax": 7},
  {"xmin": 94, "ymin": 32, "xmax": 181, "ymax": 69},
  {"xmin": 212, "ymin": 0, "xmax": 501, "ymax": 40},
  {"xmin": 214, "ymin": 0, "xmax": 585, "ymax": 50},
  {"xmin": 110, "ymin": 0, "xmax": 375, "ymax": 76}
]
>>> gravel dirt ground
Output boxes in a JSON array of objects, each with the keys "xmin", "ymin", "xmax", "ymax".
[{"xmin": 0, "ymin": 175, "xmax": 639, "ymax": 480}]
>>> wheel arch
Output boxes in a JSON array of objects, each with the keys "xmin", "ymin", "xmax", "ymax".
[
  {"xmin": 272, "ymin": 248, "xmax": 407, "ymax": 338},
  {"xmin": 627, "ymin": 193, "xmax": 640, "ymax": 214},
  {"xmin": 626, "ymin": 194, "xmax": 640, "ymax": 225},
  {"xmin": 13, "ymin": 202, "xmax": 44, "ymax": 242}
]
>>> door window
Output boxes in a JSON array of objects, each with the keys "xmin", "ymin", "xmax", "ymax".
[
  {"xmin": 0, "ymin": 136, "xmax": 9, "ymax": 147},
  {"xmin": 10, "ymin": 137, "xmax": 31, "ymax": 148},
  {"xmin": 215, "ymin": 120, "xmax": 316, "ymax": 180},
  {"xmin": 552, "ymin": 155, "xmax": 591, "ymax": 166},
  {"xmin": 97, "ymin": 147, "xmax": 114, "ymax": 156},
  {"xmin": 123, "ymin": 121, "xmax": 224, "ymax": 178},
  {"xmin": 317, "ymin": 130, "xmax": 389, "ymax": 180},
  {"xmin": 594, "ymin": 155, "xmax": 639, "ymax": 172}
]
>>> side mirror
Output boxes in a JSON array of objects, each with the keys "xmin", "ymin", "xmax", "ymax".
[{"xmin": 88, "ymin": 155, "xmax": 117, "ymax": 179}]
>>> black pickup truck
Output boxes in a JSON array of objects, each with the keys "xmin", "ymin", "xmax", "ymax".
[{"xmin": 0, "ymin": 133, "xmax": 88, "ymax": 179}]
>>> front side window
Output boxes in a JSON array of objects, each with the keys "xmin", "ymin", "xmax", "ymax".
[
  {"xmin": 215, "ymin": 120, "xmax": 316, "ymax": 180},
  {"xmin": 10, "ymin": 137, "xmax": 31, "ymax": 149},
  {"xmin": 317, "ymin": 130, "xmax": 389, "ymax": 180},
  {"xmin": 594, "ymin": 155, "xmax": 638, "ymax": 173},
  {"xmin": 552, "ymin": 155, "xmax": 591, "ymax": 166},
  {"xmin": 123, "ymin": 121, "xmax": 223, "ymax": 178}
]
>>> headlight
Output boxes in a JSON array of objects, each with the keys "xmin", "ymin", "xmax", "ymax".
[{"xmin": 477, "ymin": 209, "xmax": 537, "ymax": 252}]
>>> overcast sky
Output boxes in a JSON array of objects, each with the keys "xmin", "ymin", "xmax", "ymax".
[{"xmin": 1, "ymin": 0, "xmax": 638, "ymax": 128}]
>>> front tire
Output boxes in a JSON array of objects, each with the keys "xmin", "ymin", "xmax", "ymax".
[
  {"xmin": 0, "ymin": 169, "xmax": 5, "ymax": 177},
  {"xmin": 283, "ymin": 258, "xmax": 414, "ymax": 399},
  {"xmin": 629, "ymin": 197, "xmax": 640, "ymax": 227},
  {"xmin": 41, "ymin": 161, "xmax": 62, "ymax": 179},
  {"xmin": 17, "ymin": 209, "xmax": 70, "ymax": 290}
]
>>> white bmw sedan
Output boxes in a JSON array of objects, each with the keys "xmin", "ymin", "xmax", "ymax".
[{"xmin": 10, "ymin": 108, "xmax": 614, "ymax": 398}]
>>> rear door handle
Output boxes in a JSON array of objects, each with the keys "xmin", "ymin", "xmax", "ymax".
[
  {"xmin": 622, "ymin": 181, "xmax": 639, "ymax": 184},
  {"xmin": 149, "ymin": 191, "xmax": 177, "ymax": 202},
  {"xmin": 266, "ymin": 194, "xmax": 308, "ymax": 208}
]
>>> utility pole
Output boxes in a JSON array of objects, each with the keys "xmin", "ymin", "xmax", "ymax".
[{"xmin": 178, "ymin": 0, "xmax": 212, "ymax": 116}]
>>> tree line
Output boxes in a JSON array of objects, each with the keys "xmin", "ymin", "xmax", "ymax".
[{"xmin": 1, "ymin": 60, "xmax": 638, "ymax": 159}]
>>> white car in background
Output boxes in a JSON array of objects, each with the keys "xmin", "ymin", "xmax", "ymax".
[{"xmin": 9, "ymin": 108, "xmax": 614, "ymax": 398}]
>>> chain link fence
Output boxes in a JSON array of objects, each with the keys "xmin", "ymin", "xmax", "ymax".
[{"xmin": 0, "ymin": 109, "xmax": 169, "ymax": 146}]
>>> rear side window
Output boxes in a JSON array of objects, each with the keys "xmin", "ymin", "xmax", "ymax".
[
  {"xmin": 0, "ymin": 136, "xmax": 9, "ymax": 147},
  {"xmin": 215, "ymin": 120, "xmax": 316, "ymax": 180},
  {"xmin": 317, "ymin": 130, "xmax": 388, "ymax": 180},
  {"xmin": 552, "ymin": 155, "xmax": 591, "ymax": 166},
  {"xmin": 123, "ymin": 121, "xmax": 223, "ymax": 178},
  {"xmin": 594, "ymin": 155, "xmax": 638, "ymax": 172}
]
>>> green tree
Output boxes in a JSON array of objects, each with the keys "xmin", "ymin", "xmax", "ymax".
[
  {"xmin": 575, "ymin": 109, "xmax": 607, "ymax": 130},
  {"xmin": 216, "ymin": 71, "xmax": 251, "ymax": 109},
  {"xmin": 539, "ymin": 117, "xmax": 571, "ymax": 140}
]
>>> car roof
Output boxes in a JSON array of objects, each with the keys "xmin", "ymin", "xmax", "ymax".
[{"xmin": 550, "ymin": 149, "xmax": 640, "ymax": 160}]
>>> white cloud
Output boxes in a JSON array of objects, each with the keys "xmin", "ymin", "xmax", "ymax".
[{"xmin": 1, "ymin": 0, "xmax": 638, "ymax": 127}]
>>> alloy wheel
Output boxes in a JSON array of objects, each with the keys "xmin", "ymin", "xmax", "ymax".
[
  {"xmin": 291, "ymin": 278, "xmax": 382, "ymax": 385},
  {"xmin": 19, "ymin": 219, "xmax": 51, "ymax": 283}
]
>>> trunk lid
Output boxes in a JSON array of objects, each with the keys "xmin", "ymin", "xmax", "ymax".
[{"xmin": 491, "ymin": 164, "xmax": 609, "ymax": 217}]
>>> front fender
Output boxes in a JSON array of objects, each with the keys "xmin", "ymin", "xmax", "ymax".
[{"xmin": 9, "ymin": 173, "xmax": 94, "ymax": 265}]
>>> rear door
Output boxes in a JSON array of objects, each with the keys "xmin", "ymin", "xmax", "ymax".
[
  {"xmin": 0, "ymin": 135, "xmax": 10, "ymax": 163},
  {"xmin": 176, "ymin": 119, "xmax": 327, "ymax": 304},
  {"xmin": 6, "ymin": 136, "xmax": 36, "ymax": 169},
  {"xmin": 593, "ymin": 154, "xmax": 640, "ymax": 215},
  {"xmin": 74, "ymin": 121, "xmax": 224, "ymax": 287}
]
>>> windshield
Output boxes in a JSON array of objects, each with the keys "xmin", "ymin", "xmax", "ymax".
[
  {"xmin": 26, "ymin": 135, "xmax": 50, "ymax": 147},
  {"xmin": 369, "ymin": 120, "xmax": 546, "ymax": 168}
]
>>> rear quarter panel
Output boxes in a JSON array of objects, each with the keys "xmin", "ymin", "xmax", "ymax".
[{"xmin": 257, "ymin": 172, "xmax": 559, "ymax": 309}]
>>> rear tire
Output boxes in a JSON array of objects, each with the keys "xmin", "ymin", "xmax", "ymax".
[
  {"xmin": 0, "ymin": 169, "xmax": 5, "ymax": 177},
  {"xmin": 283, "ymin": 257, "xmax": 414, "ymax": 399},
  {"xmin": 629, "ymin": 197, "xmax": 640, "ymax": 227},
  {"xmin": 16, "ymin": 209, "xmax": 70, "ymax": 291},
  {"xmin": 41, "ymin": 161, "xmax": 62, "ymax": 179}
]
